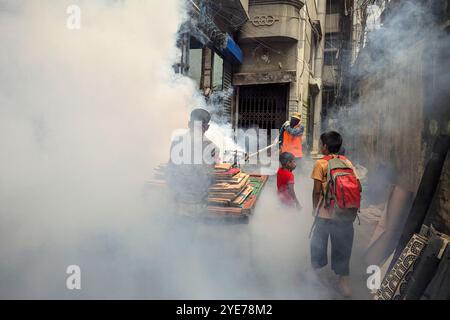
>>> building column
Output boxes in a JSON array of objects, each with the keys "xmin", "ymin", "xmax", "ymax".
[
  {"xmin": 289, "ymin": 82, "xmax": 299, "ymax": 116},
  {"xmin": 200, "ymin": 47, "xmax": 213, "ymax": 94},
  {"xmin": 311, "ymin": 0, "xmax": 326, "ymax": 155},
  {"xmin": 175, "ymin": 31, "xmax": 190, "ymax": 75}
]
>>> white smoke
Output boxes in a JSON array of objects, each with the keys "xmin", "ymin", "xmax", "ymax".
[
  {"xmin": 0, "ymin": 0, "xmax": 336, "ymax": 299},
  {"xmin": 366, "ymin": 5, "xmax": 382, "ymax": 31},
  {"xmin": 0, "ymin": 0, "xmax": 196, "ymax": 298}
]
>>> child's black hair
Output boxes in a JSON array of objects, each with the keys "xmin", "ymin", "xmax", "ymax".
[
  {"xmin": 290, "ymin": 118, "xmax": 300, "ymax": 128},
  {"xmin": 320, "ymin": 131, "xmax": 343, "ymax": 154},
  {"xmin": 279, "ymin": 152, "xmax": 295, "ymax": 167}
]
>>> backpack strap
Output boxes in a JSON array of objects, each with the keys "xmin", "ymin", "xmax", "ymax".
[
  {"xmin": 324, "ymin": 157, "xmax": 335, "ymax": 208},
  {"xmin": 323, "ymin": 156, "xmax": 348, "ymax": 208},
  {"xmin": 321, "ymin": 155, "xmax": 333, "ymax": 161},
  {"xmin": 322, "ymin": 154, "xmax": 347, "ymax": 161}
]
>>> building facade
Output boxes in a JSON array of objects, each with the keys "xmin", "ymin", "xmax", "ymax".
[
  {"xmin": 179, "ymin": 1, "xmax": 433, "ymax": 159},
  {"xmin": 348, "ymin": 0, "xmax": 450, "ymax": 231},
  {"xmin": 233, "ymin": 0, "xmax": 327, "ymax": 152},
  {"xmin": 321, "ymin": 0, "xmax": 354, "ymax": 125},
  {"xmin": 176, "ymin": 0, "xmax": 249, "ymax": 121}
]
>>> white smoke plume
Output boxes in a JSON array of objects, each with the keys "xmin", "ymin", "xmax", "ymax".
[
  {"xmin": 0, "ymin": 0, "xmax": 334, "ymax": 299},
  {"xmin": 322, "ymin": 0, "xmax": 450, "ymax": 285},
  {"xmin": 0, "ymin": 0, "xmax": 194, "ymax": 298},
  {"xmin": 324, "ymin": 0, "xmax": 450, "ymax": 180}
]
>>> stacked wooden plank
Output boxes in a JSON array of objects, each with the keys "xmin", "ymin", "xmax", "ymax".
[
  {"xmin": 147, "ymin": 162, "xmax": 268, "ymax": 221},
  {"xmin": 208, "ymin": 164, "xmax": 253, "ymax": 207},
  {"xmin": 242, "ymin": 175, "xmax": 268, "ymax": 214},
  {"xmin": 206, "ymin": 164, "xmax": 268, "ymax": 219}
]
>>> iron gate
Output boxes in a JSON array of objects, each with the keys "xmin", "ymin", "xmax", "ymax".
[{"xmin": 236, "ymin": 84, "xmax": 288, "ymax": 130}]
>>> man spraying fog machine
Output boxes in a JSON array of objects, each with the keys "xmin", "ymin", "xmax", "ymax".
[
  {"xmin": 162, "ymin": 108, "xmax": 267, "ymax": 222},
  {"xmin": 279, "ymin": 112, "xmax": 305, "ymax": 168}
]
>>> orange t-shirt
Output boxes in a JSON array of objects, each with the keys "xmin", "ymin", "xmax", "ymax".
[
  {"xmin": 311, "ymin": 155, "xmax": 359, "ymax": 219},
  {"xmin": 281, "ymin": 131, "xmax": 303, "ymax": 158}
]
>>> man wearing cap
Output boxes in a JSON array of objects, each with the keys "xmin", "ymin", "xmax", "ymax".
[
  {"xmin": 167, "ymin": 108, "xmax": 220, "ymax": 216},
  {"xmin": 279, "ymin": 112, "xmax": 305, "ymax": 167}
]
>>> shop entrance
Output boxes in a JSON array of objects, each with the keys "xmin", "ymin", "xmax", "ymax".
[{"xmin": 236, "ymin": 84, "xmax": 288, "ymax": 130}]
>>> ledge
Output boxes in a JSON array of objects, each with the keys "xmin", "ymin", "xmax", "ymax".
[
  {"xmin": 233, "ymin": 70, "xmax": 297, "ymax": 85},
  {"xmin": 249, "ymin": 0, "xmax": 305, "ymax": 10},
  {"xmin": 239, "ymin": 1, "xmax": 303, "ymax": 42}
]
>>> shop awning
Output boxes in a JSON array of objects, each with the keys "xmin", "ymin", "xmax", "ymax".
[
  {"xmin": 186, "ymin": 8, "xmax": 243, "ymax": 65},
  {"xmin": 219, "ymin": 35, "xmax": 243, "ymax": 65}
]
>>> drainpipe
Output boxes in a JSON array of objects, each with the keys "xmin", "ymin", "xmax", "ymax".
[{"xmin": 311, "ymin": 0, "xmax": 326, "ymax": 155}]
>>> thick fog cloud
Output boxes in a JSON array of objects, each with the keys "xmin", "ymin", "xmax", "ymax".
[{"xmin": 0, "ymin": 0, "xmax": 327, "ymax": 299}]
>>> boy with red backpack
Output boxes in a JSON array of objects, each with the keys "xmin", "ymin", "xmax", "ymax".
[{"xmin": 310, "ymin": 131, "xmax": 361, "ymax": 297}]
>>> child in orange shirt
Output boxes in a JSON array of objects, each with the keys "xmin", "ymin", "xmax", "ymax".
[{"xmin": 310, "ymin": 131, "xmax": 361, "ymax": 298}]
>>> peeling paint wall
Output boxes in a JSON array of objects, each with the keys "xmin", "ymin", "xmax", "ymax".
[{"xmin": 355, "ymin": 44, "xmax": 426, "ymax": 192}]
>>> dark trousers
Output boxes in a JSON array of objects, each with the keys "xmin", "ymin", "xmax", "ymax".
[{"xmin": 310, "ymin": 217, "xmax": 354, "ymax": 276}]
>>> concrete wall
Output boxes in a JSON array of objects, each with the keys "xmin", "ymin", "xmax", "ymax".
[
  {"xmin": 351, "ymin": 43, "xmax": 450, "ymax": 233},
  {"xmin": 353, "ymin": 46, "xmax": 426, "ymax": 192},
  {"xmin": 240, "ymin": 0, "xmax": 250, "ymax": 15},
  {"xmin": 239, "ymin": 3, "xmax": 301, "ymax": 41},
  {"xmin": 238, "ymin": 41, "xmax": 298, "ymax": 73},
  {"xmin": 296, "ymin": 0, "xmax": 320, "ymax": 137},
  {"xmin": 234, "ymin": 0, "xmax": 322, "ymax": 142}
]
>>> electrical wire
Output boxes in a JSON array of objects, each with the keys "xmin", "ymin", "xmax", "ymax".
[
  {"xmin": 204, "ymin": 10, "xmax": 316, "ymax": 77},
  {"xmin": 186, "ymin": 0, "xmax": 355, "ymax": 114},
  {"xmin": 203, "ymin": 4, "xmax": 319, "ymax": 76}
]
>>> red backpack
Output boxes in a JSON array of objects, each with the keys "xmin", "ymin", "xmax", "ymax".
[{"xmin": 323, "ymin": 155, "xmax": 361, "ymax": 222}]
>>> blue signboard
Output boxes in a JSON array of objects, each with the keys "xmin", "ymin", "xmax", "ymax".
[{"xmin": 221, "ymin": 35, "xmax": 243, "ymax": 65}]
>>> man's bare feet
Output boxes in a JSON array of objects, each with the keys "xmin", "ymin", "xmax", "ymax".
[
  {"xmin": 311, "ymin": 267, "xmax": 331, "ymax": 288},
  {"xmin": 338, "ymin": 276, "xmax": 352, "ymax": 298}
]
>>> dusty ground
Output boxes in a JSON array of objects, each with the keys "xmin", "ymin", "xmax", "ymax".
[
  {"xmin": 172, "ymin": 158, "xmax": 375, "ymax": 300},
  {"xmin": 244, "ymin": 163, "xmax": 374, "ymax": 300},
  {"xmin": 0, "ymin": 158, "xmax": 374, "ymax": 299}
]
